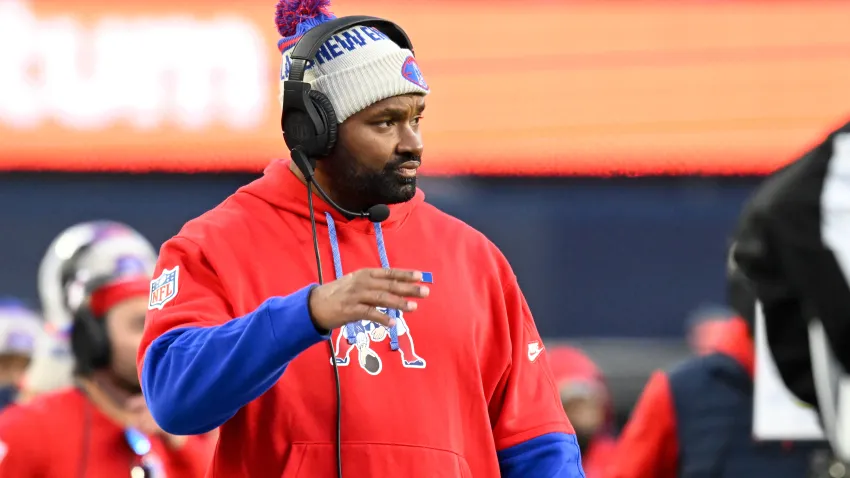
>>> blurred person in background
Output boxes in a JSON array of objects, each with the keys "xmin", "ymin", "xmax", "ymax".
[
  {"xmin": 685, "ymin": 304, "xmax": 735, "ymax": 356},
  {"xmin": 606, "ymin": 250, "xmax": 827, "ymax": 478},
  {"xmin": 0, "ymin": 299, "xmax": 42, "ymax": 410},
  {"xmin": 549, "ymin": 345, "xmax": 616, "ymax": 477},
  {"xmin": 733, "ymin": 119, "xmax": 850, "ymax": 419},
  {"xmin": 0, "ymin": 221, "xmax": 212, "ymax": 477},
  {"xmin": 17, "ymin": 221, "xmax": 104, "ymax": 401}
]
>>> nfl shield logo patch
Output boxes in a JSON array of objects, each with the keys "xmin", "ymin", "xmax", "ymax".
[{"xmin": 148, "ymin": 266, "xmax": 179, "ymax": 310}]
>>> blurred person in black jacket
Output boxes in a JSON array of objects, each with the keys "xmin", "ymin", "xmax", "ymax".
[{"xmin": 607, "ymin": 249, "xmax": 830, "ymax": 478}]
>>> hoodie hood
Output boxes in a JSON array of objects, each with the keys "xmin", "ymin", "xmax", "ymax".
[
  {"xmin": 240, "ymin": 159, "xmax": 425, "ymax": 233},
  {"xmin": 548, "ymin": 345, "xmax": 614, "ymax": 430},
  {"xmin": 549, "ymin": 346, "xmax": 607, "ymax": 397}
]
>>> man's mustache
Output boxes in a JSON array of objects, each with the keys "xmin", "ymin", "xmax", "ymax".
[{"xmin": 385, "ymin": 155, "xmax": 421, "ymax": 170}]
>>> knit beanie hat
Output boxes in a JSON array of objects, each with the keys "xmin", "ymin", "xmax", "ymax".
[{"xmin": 275, "ymin": 0, "xmax": 430, "ymax": 124}]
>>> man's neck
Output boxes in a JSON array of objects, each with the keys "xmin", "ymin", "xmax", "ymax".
[
  {"xmin": 290, "ymin": 159, "xmax": 333, "ymax": 195},
  {"xmin": 78, "ymin": 374, "xmax": 135, "ymax": 427}
]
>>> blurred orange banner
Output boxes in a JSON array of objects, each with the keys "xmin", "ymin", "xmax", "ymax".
[{"xmin": 1, "ymin": 0, "xmax": 849, "ymax": 175}]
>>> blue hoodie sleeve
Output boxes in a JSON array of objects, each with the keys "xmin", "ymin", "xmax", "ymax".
[
  {"xmin": 141, "ymin": 285, "xmax": 328, "ymax": 435},
  {"xmin": 498, "ymin": 433, "xmax": 585, "ymax": 478}
]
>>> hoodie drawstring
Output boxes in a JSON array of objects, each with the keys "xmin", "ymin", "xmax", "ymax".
[{"xmin": 325, "ymin": 213, "xmax": 400, "ymax": 351}]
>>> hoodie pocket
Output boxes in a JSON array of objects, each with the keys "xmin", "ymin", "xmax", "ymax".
[{"xmin": 281, "ymin": 442, "xmax": 473, "ymax": 478}]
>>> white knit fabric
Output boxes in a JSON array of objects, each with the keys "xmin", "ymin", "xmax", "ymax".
[{"xmin": 279, "ymin": 24, "xmax": 429, "ymax": 123}]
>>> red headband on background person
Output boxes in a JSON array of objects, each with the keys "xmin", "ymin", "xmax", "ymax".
[
  {"xmin": 88, "ymin": 277, "xmax": 150, "ymax": 318},
  {"xmin": 548, "ymin": 346, "xmax": 606, "ymax": 389}
]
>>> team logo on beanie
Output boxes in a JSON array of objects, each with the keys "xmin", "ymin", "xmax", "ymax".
[{"xmin": 401, "ymin": 57, "xmax": 428, "ymax": 91}]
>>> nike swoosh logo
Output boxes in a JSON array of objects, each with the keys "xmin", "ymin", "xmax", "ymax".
[{"xmin": 528, "ymin": 342, "xmax": 544, "ymax": 362}]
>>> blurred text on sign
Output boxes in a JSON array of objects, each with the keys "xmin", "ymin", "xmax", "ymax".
[{"xmin": 1, "ymin": 0, "xmax": 849, "ymax": 176}]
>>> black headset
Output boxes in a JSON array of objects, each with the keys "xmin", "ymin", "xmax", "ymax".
[
  {"xmin": 61, "ymin": 244, "xmax": 114, "ymax": 376},
  {"xmin": 280, "ymin": 16, "xmax": 415, "ymax": 158}
]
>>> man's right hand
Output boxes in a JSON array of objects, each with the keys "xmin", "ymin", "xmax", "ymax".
[{"xmin": 308, "ymin": 268, "xmax": 429, "ymax": 331}]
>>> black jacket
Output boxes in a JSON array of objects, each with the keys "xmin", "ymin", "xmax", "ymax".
[{"xmin": 732, "ymin": 119, "xmax": 850, "ymax": 407}]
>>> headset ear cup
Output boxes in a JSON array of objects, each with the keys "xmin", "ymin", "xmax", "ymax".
[
  {"xmin": 93, "ymin": 320, "xmax": 111, "ymax": 368},
  {"xmin": 71, "ymin": 311, "xmax": 112, "ymax": 375},
  {"xmin": 282, "ymin": 109, "xmax": 315, "ymax": 154},
  {"xmin": 70, "ymin": 317, "xmax": 89, "ymax": 374},
  {"xmin": 308, "ymin": 90, "xmax": 338, "ymax": 156}
]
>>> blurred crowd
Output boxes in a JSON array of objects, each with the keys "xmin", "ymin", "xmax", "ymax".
[{"xmin": 0, "ymin": 218, "xmax": 735, "ymax": 477}]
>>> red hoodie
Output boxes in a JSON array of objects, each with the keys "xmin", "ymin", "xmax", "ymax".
[
  {"xmin": 606, "ymin": 317, "xmax": 754, "ymax": 478},
  {"xmin": 0, "ymin": 388, "xmax": 211, "ymax": 477},
  {"xmin": 138, "ymin": 160, "xmax": 577, "ymax": 477},
  {"xmin": 548, "ymin": 346, "xmax": 617, "ymax": 478}
]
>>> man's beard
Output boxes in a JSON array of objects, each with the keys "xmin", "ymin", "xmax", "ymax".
[
  {"xmin": 88, "ymin": 369, "xmax": 142, "ymax": 402},
  {"xmin": 324, "ymin": 150, "xmax": 419, "ymax": 211}
]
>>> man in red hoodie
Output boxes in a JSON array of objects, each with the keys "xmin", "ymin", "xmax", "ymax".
[
  {"xmin": 0, "ymin": 221, "xmax": 212, "ymax": 477},
  {"xmin": 549, "ymin": 346, "xmax": 616, "ymax": 477},
  {"xmin": 137, "ymin": 1, "xmax": 584, "ymax": 477}
]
